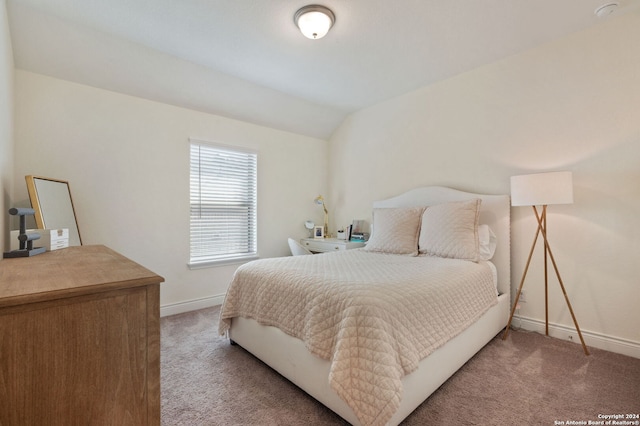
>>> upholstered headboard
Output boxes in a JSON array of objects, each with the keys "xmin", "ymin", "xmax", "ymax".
[{"xmin": 373, "ymin": 186, "xmax": 511, "ymax": 297}]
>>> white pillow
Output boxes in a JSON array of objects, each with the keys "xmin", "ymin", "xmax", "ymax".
[
  {"xmin": 418, "ymin": 199, "xmax": 481, "ymax": 261},
  {"xmin": 364, "ymin": 207, "xmax": 425, "ymax": 256},
  {"xmin": 478, "ymin": 224, "xmax": 497, "ymax": 261}
]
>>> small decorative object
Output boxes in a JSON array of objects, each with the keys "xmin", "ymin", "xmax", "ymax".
[
  {"xmin": 336, "ymin": 229, "xmax": 346, "ymax": 240},
  {"xmin": 3, "ymin": 207, "xmax": 46, "ymax": 258},
  {"xmin": 10, "ymin": 228, "xmax": 69, "ymax": 252},
  {"xmin": 350, "ymin": 219, "xmax": 369, "ymax": 242},
  {"xmin": 304, "ymin": 220, "xmax": 315, "ymax": 237},
  {"xmin": 313, "ymin": 225, "xmax": 324, "ymax": 239}
]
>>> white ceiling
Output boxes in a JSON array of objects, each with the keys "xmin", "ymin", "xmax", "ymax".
[{"xmin": 6, "ymin": 0, "xmax": 638, "ymax": 139}]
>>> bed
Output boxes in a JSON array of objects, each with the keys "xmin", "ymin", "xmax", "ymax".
[{"xmin": 218, "ymin": 186, "xmax": 510, "ymax": 426}]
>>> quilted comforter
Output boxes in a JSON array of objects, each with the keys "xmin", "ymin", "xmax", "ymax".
[{"xmin": 218, "ymin": 249, "xmax": 498, "ymax": 426}]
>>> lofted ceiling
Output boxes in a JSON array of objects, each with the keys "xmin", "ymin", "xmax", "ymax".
[{"xmin": 6, "ymin": 0, "xmax": 638, "ymax": 139}]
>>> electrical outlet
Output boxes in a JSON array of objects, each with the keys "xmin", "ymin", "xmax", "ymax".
[{"xmin": 519, "ymin": 290, "xmax": 526, "ymax": 303}]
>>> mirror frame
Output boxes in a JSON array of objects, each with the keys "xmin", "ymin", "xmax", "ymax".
[{"xmin": 25, "ymin": 175, "xmax": 83, "ymax": 246}]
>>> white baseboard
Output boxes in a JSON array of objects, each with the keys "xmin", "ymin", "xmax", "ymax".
[
  {"xmin": 512, "ymin": 315, "xmax": 640, "ymax": 359},
  {"xmin": 160, "ymin": 294, "xmax": 225, "ymax": 317}
]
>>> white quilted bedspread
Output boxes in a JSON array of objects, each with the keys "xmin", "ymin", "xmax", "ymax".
[{"xmin": 218, "ymin": 250, "xmax": 497, "ymax": 426}]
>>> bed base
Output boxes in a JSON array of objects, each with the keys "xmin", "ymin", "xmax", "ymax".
[{"xmin": 230, "ymin": 293, "xmax": 509, "ymax": 426}]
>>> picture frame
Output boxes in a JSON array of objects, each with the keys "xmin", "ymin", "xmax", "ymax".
[{"xmin": 313, "ymin": 225, "xmax": 324, "ymax": 239}]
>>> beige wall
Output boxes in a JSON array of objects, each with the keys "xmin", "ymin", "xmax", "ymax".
[
  {"xmin": 329, "ymin": 13, "xmax": 640, "ymax": 354},
  {"xmin": 0, "ymin": 0, "xmax": 14, "ymax": 254},
  {"xmin": 13, "ymin": 71, "xmax": 328, "ymax": 312},
  {"xmin": 8, "ymin": 5, "xmax": 639, "ymax": 355}
]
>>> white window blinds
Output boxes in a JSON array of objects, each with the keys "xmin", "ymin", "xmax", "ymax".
[{"xmin": 189, "ymin": 141, "xmax": 257, "ymax": 266}]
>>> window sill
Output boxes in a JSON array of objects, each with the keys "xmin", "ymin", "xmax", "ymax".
[{"xmin": 188, "ymin": 255, "xmax": 259, "ymax": 270}]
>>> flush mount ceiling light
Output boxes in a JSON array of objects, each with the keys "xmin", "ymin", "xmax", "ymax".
[
  {"xmin": 294, "ymin": 5, "xmax": 335, "ymax": 39},
  {"xmin": 594, "ymin": 2, "xmax": 619, "ymax": 18}
]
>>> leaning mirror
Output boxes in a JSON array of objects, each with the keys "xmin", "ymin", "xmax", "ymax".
[{"xmin": 25, "ymin": 176, "xmax": 82, "ymax": 246}]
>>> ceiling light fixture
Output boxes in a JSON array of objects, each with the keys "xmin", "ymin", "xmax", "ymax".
[
  {"xmin": 594, "ymin": 2, "xmax": 619, "ymax": 18},
  {"xmin": 294, "ymin": 5, "xmax": 335, "ymax": 39}
]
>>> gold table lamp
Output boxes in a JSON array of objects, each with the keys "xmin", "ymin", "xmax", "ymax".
[{"xmin": 314, "ymin": 195, "xmax": 329, "ymax": 238}]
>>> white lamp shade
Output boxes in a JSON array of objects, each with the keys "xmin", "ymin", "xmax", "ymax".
[
  {"xmin": 295, "ymin": 6, "xmax": 335, "ymax": 39},
  {"xmin": 510, "ymin": 171, "xmax": 573, "ymax": 206}
]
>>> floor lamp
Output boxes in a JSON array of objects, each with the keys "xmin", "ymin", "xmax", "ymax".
[{"xmin": 502, "ymin": 171, "xmax": 589, "ymax": 356}]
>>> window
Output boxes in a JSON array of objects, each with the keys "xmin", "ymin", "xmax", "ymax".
[{"xmin": 189, "ymin": 140, "xmax": 257, "ymax": 267}]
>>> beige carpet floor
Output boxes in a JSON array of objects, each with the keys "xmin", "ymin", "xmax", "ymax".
[{"xmin": 161, "ymin": 306, "xmax": 640, "ymax": 425}]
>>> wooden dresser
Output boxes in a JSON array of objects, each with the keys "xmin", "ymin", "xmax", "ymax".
[{"xmin": 0, "ymin": 245, "xmax": 164, "ymax": 425}]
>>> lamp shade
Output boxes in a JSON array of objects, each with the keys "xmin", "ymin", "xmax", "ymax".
[{"xmin": 510, "ymin": 171, "xmax": 573, "ymax": 206}]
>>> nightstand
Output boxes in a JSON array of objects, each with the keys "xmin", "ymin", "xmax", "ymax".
[{"xmin": 300, "ymin": 238, "xmax": 365, "ymax": 253}]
